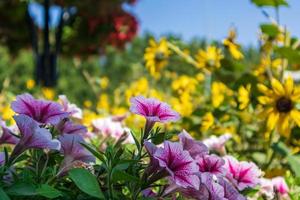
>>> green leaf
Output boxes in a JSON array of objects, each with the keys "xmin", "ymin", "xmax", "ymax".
[
  {"xmin": 260, "ymin": 24, "xmax": 280, "ymax": 37},
  {"xmin": 275, "ymin": 47, "xmax": 300, "ymax": 63},
  {"xmin": 6, "ymin": 183, "xmax": 36, "ymax": 196},
  {"xmin": 151, "ymin": 131, "xmax": 165, "ymax": 145},
  {"xmin": 69, "ymin": 168, "xmax": 104, "ymax": 199},
  {"xmin": 0, "ymin": 188, "xmax": 10, "ymax": 200},
  {"xmin": 287, "ymin": 155, "xmax": 300, "ymax": 177},
  {"xmin": 251, "ymin": 0, "xmax": 288, "ymax": 7},
  {"xmin": 130, "ymin": 130, "xmax": 141, "ymax": 151},
  {"xmin": 112, "ymin": 169, "xmax": 139, "ymax": 183},
  {"xmin": 272, "ymin": 142, "xmax": 291, "ymax": 156},
  {"xmin": 80, "ymin": 142, "xmax": 105, "ymax": 163},
  {"xmin": 36, "ymin": 184, "xmax": 62, "ymax": 199}
]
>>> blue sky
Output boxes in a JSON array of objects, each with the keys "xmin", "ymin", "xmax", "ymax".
[{"xmin": 126, "ymin": 0, "xmax": 300, "ymax": 45}]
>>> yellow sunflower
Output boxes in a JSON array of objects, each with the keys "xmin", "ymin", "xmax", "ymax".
[
  {"xmin": 195, "ymin": 45, "xmax": 224, "ymax": 70},
  {"xmin": 257, "ymin": 76, "xmax": 300, "ymax": 137},
  {"xmin": 144, "ymin": 38, "xmax": 171, "ymax": 78}
]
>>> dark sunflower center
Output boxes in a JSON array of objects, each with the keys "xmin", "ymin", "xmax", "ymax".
[
  {"xmin": 155, "ymin": 52, "xmax": 165, "ymax": 62},
  {"xmin": 276, "ymin": 97, "xmax": 293, "ymax": 113}
]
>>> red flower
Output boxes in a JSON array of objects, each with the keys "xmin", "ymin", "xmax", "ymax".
[{"xmin": 108, "ymin": 11, "xmax": 138, "ymax": 48}]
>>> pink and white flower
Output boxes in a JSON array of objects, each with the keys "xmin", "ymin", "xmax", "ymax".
[
  {"xmin": 58, "ymin": 95, "xmax": 83, "ymax": 119},
  {"xmin": 58, "ymin": 134, "xmax": 95, "ymax": 175},
  {"xmin": 272, "ymin": 177, "xmax": 289, "ymax": 197},
  {"xmin": 197, "ymin": 154, "xmax": 225, "ymax": 177},
  {"xmin": 92, "ymin": 117, "xmax": 133, "ymax": 143},
  {"xmin": 153, "ymin": 141, "xmax": 199, "ymax": 189},
  {"xmin": 10, "ymin": 115, "xmax": 61, "ymax": 162},
  {"xmin": 130, "ymin": 96, "xmax": 180, "ymax": 123},
  {"xmin": 11, "ymin": 93, "xmax": 69, "ymax": 125},
  {"xmin": 203, "ymin": 134, "xmax": 232, "ymax": 155},
  {"xmin": 224, "ymin": 156, "xmax": 261, "ymax": 191},
  {"xmin": 258, "ymin": 178, "xmax": 275, "ymax": 199},
  {"xmin": 178, "ymin": 130, "xmax": 208, "ymax": 159}
]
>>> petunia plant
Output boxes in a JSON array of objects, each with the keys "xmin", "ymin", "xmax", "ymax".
[{"xmin": 0, "ymin": 93, "xmax": 294, "ymax": 199}]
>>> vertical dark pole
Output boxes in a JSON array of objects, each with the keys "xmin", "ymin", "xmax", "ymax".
[{"xmin": 43, "ymin": 0, "xmax": 50, "ymax": 86}]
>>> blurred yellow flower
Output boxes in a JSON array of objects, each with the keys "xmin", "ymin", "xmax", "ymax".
[
  {"xmin": 125, "ymin": 78, "xmax": 149, "ymax": 103},
  {"xmin": 26, "ymin": 79, "xmax": 35, "ymax": 90},
  {"xmin": 97, "ymin": 94, "xmax": 109, "ymax": 112},
  {"xmin": 84, "ymin": 100, "xmax": 92, "ymax": 108},
  {"xmin": 223, "ymin": 28, "xmax": 244, "ymax": 60},
  {"xmin": 211, "ymin": 81, "xmax": 233, "ymax": 108},
  {"xmin": 196, "ymin": 73, "xmax": 205, "ymax": 82},
  {"xmin": 99, "ymin": 76, "xmax": 109, "ymax": 89},
  {"xmin": 1, "ymin": 105, "xmax": 14, "ymax": 122},
  {"xmin": 42, "ymin": 87, "xmax": 55, "ymax": 100},
  {"xmin": 195, "ymin": 46, "xmax": 224, "ymax": 70},
  {"xmin": 171, "ymin": 93, "xmax": 194, "ymax": 117},
  {"xmin": 257, "ymin": 76, "xmax": 300, "ymax": 137},
  {"xmin": 144, "ymin": 38, "xmax": 171, "ymax": 78},
  {"xmin": 172, "ymin": 75, "xmax": 198, "ymax": 95},
  {"xmin": 82, "ymin": 110, "xmax": 99, "ymax": 127},
  {"xmin": 111, "ymin": 107, "xmax": 127, "ymax": 116},
  {"xmin": 201, "ymin": 112, "xmax": 214, "ymax": 132},
  {"xmin": 238, "ymin": 84, "xmax": 251, "ymax": 110}
]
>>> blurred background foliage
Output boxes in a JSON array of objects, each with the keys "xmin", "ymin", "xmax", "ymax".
[{"xmin": 0, "ymin": 34, "xmax": 259, "ymax": 106}]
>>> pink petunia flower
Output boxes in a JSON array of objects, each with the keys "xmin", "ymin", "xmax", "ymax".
[
  {"xmin": 153, "ymin": 141, "xmax": 199, "ymax": 189},
  {"xmin": 182, "ymin": 173, "xmax": 224, "ymax": 200},
  {"xmin": 92, "ymin": 117, "xmax": 133, "ymax": 143},
  {"xmin": 218, "ymin": 177, "xmax": 246, "ymax": 200},
  {"xmin": 196, "ymin": 154, "xmax": 225, "ymax": 177},
  {"xmin": 144, "ymin": 141, "xmax": 160, "ymax": 175},
  {"xmin": 11, "ymin": 93, "xmax": 69, "ymax": 125},
  {"xmin": 224, "ymin": 156, "xmax": 261, "ymax": 191},
  {"xmin": 259, "ymin": 178, "xmax": 275, "ymax": 199},
  {"xmin": 130, "ymin": 96, "xmax": 180, "ymax": 136},
  {"xmin": 10, "ymin": 115, "xmax": 61, "ymax": 162},
  {"xmin": 178, "ymin": 130, "xmax": 208, "ymax": 159},
  {"xmin": 58, "ymin": 134, "xmax": 95, "ymax": 175},
  {"xmin": 57, "ymin": 120, "xmax": 87, "ymax": 136},
  {"xmin": 0, "ymin": 120, "xmax": 19, "ymax": 145},
  {"xmin": 272, "ymin": 177, "xmax": 289, "ymax": 196},
  {"xmin": 58, "ymin": 95, "xmax": 83, "ymax": 119},
  {"xmin": 203, "ymin": 134, "xmax": 232, "ymax": 155},
  {"xmin": 130, "ymin": 96, "xmax": 180, "ymax": 123}
]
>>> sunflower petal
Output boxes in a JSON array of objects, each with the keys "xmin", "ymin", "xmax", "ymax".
[
  {"xmin": 257, "ymin": 84, "xmax": 271, "ymax": 96},
  {"xmin": 271, "ymin": 78, "xmax": 285, "ymax": 96},
  {"xmin": 284, "ymin": 76, "xmax": 294, "ymax": 96},
  {"xmin": 258, "ymin": 96, "xmax": 273, "ymax": 105},
  {"xmin": 290, "ymin": 110, "xmax": 300, "ymax": 126},
  {"xmin": 277, "ymin": 114, "xmax": 290, "ymax": 138},
  {"xmin": 267, "ymin": 111, "xmax": 279, "ymax": 131}
]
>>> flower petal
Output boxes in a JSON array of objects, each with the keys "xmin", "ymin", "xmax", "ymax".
[{"xmin": 271, "ymin": 78, "xmax": 285, "ymax": 96}]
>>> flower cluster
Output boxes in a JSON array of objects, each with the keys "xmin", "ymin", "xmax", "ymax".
[
  {"xmin": 130, "ymin": 96, "xmax": 262, "ymax": 199},
  {"xmin": 1, "ymin": 93, "xmax": 94, "ymax": 173}
]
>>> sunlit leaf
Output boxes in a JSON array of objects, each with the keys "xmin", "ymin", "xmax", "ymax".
[
  {"xmin": 251, "ymin": 0, "xmax": 288, "ymax": 7},
  {"xmin": 275, "ymin": 47, "xmax": 300, "ymax": 63},
  {"xmin": 260, "ymin": 24, "xmax": 280, "ymax": 37},
  {"xmin": 287, "ymin": 155, "xmax": 300, "ymax": 177},
  {"xmin": 69, "ymin": 168, "xmax": 104, "ymax": 199}
]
